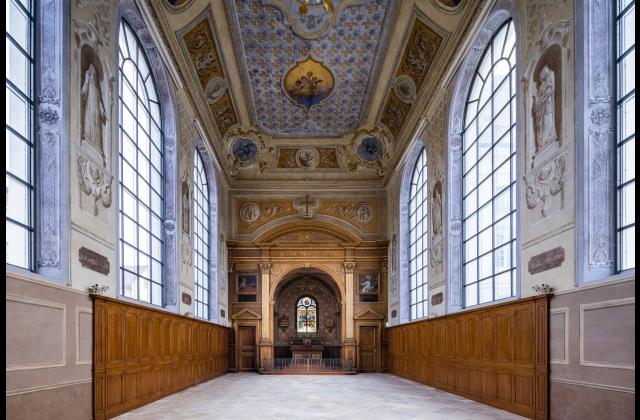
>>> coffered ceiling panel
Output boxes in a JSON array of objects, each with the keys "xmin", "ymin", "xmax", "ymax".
[{"xmin": 225, "ymin": 0, "xmax": 399, "ymax": 137}]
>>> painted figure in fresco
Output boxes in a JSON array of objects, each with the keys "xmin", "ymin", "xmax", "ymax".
[
  {"xmin": 81, "ymin": 63, "xmax": 107, "ymax": 164},
  {"xmin": 533, "ymin": 65, "xmax": 558, "ymax": 151},
  {"xmin": 360, "ymin": 275, "xmax": 378, "ymax": 293}
]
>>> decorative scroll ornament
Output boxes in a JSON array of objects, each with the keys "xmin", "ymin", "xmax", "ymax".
[
  {"xmin": 523, "ymin": 153, "xmax": 567, "ymax": 216},
  {"xmin": 225, "ymin": 129, "xmax": 274, "ymax": 177},
  {"xmin": 77, "ymin": 154, "xmax": 113, "ymax": 216},
  {"xmin": 340, "ymin": 127, "xmax": 391, "ymax": 176}
]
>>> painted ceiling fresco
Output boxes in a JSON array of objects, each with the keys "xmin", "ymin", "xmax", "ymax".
[
  {"xmin": 180, "ymin": 14, "xmax": 239, "ymax": 139},
  {"xmin": 226, "ymin": 0, "xmax": 399, "ymax": 137},
  {"xmin": 379, "ymin": 15, "xmax": 445, "ymax": 139}
]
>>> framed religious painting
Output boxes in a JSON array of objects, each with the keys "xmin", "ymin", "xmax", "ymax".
[
  {"xmin": 357, "ymin": 272, "xmax": 379, "ymax": 302},
  {"xmin": 236, "ymin": 273, "xmax": 258, "ymax": 302}
]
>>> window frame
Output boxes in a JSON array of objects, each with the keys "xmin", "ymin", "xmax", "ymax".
[
  {"xmin": 614, "ymin": 0, "xmax": 635, "ymax": 273},
  {"xmin": 5, "ymin": 0, "xmax": 70, "ymax": 283},
  {"xmin": 408, "ymin": 147, "xmax": 429, "ymax": 320},
  {"xmin": 460, "ymin": 19, "xmax": 518, "ymax": 309},
  {"xmin": 117, "ymin": 19, "xmax": 165, "ymax": 307},
  {"xmin": 6, "ymin": 0, "xmax": 37, "ymax": 272},
  {"xmin": 193, "ymin": 149, "xmax": 211, "ymax": 320},
  {"xmin": 296, "ymin": 296, "xmax": 318, "ymax": 334},
  {"xmin": 447, "ymin": 4, "xmax": 521, "ymax": 313},
  {"xmin": 115, "ymin": 1, "xmax": 179, "ymax": 311}
]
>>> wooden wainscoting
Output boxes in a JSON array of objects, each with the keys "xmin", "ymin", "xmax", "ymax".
[
  {"xmin": 388, "ymin": 295, "xmax": 549, "ymax": 419},
  {"xmin": 92, "ymin": 296, "xmax": 230, "ymax": 419}
]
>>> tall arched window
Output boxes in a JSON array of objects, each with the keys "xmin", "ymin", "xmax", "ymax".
[
  {"xmin": 409, "ymin": 147, "xmax": 428, "ymax": 320},
  {"xmin": 193, "ymin": 150, "xmax": 210, "ymax": 319},
  {"xmin": 296, "ymin": 296, "xmax": 317, "ymax": 333},
  {"xmin": 6, "ymin": 0, "xmax": 35, "ymax": 270},
  {"xmin": 118, "ymin": 20, "xmax": 164, "ymax": 306},
  {"xmin": 616, "ymin": 0, "xmax": 635, "ymax": 271},
  {"xmin": 462, "ymin": 20, "xmax": 516, "ymax": 307}
]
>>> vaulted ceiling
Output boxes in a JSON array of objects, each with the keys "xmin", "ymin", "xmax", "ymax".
[{"xmin": 150, "ymin": 0, "xmax": 478, "ymax": 186}]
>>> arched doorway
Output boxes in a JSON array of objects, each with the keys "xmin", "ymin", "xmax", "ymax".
[{"xmin": 273, "ymin": 269, "xmax": 342, "ymax": 359}]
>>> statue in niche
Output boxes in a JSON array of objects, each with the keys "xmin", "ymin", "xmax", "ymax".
[
  {"xmin": 432, "ymin": 181, "xmax": 443, "ymax": 236},
  {"xmin": 182, "ymin": 180, "xmax": 190, "ymax": 235},
  {"xmin": 532, "ymin": 65, "xmax": 558, "ymax": 152},
  {"xmin": 80, "ymin": 63, "xmax": 108, "ymax": 165}
]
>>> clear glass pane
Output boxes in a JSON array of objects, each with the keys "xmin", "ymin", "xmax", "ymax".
[
  {"xmin": 6, "ymin": 220, "xmax": 29, "ymax": 267},
  {"xmin": 462, "ymin": 19, "xmax": 517, "ymax": 306},
  {"xmin": 6, "ymin": 130, "xmax": 29, "ymax": 181},
  {"xmin": 479, "ymin": 279, "xmax": 493, "ymax": 304}
]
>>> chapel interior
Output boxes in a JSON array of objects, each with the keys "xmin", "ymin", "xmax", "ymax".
[{"xmin": 5, "ymin": 0, "xmax": 636, "ymax": 419}]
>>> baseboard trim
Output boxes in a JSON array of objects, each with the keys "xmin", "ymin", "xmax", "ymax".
[
  {"xmin": 550, "ymin": 377, "xmax": 635, "ymax": 394},
  {"xmin": 6, "ymin": 378, "xmax": 92, "ymax": 397}
]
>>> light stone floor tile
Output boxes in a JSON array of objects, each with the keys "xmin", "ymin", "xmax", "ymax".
[{"xmin": 115, "ymin": 373, "xmax": 527, "ymax": 420}]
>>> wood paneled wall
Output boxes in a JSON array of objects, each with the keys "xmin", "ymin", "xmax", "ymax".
[
  {"xmin": 387, "ymin": 295, "xmax": 549, "ymax": 419},
  {"xmin": 92, "ymin": 296, "xmax": 230, "ymax": 419}
]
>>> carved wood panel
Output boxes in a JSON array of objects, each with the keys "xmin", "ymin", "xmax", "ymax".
[
  {"xmin": 92, "ymin": 296, "xmax": 229, "ymax": 419},
  {"xmin": 387, "ymin": 296, "xmax": 549, "ymax": 419}
]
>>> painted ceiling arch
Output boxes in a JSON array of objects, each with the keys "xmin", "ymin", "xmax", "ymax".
[
  {"xmin": 151, "ymin": 0, "xmax": 484, "ymax": 184},
  {"xmin": 226, "ymin": 0, "xmax": 399, "ymax": 137}
]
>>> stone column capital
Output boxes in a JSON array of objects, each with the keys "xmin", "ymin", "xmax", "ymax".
[
  {"xmin": 259, "ymin": 262, "xmax": 272, "ymax": 274},
  {"xmin": 343, "ymin": 262, "xmax": 356, "ymax": 274}
]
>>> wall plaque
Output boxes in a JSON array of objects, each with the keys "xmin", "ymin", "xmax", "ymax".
[
  {"xmin": 528, "ymin": 246, "xmax": 565, "ymax": 274},
  {"xmin": 391, "ymin": 310, "xmax": 397, "ymax": 318},
  {"xmin": 182, "ymin": 292, "xmax": 192, "ymax": 305},
  {"xmin": 431, "ymin": 292, "xmax": 443, "ymax": 305},
  {"xmin": 79, "ymin": 247, "xmax": 109, "ymax": 275},
  {"xmin": 220, "ymin": 309, "xmax": 226, "ymax": 318}
]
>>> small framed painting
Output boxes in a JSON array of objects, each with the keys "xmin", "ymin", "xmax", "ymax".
[
  {"xmin": 237, "ymin": 274, "xmax": 258, "ymax": 294},
  {"xmin": 357, "ymin": 273, "xmax": 379, "ymax": 295}
]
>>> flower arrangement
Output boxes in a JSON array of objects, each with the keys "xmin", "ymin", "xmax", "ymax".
[
  {"xmin": 531, "ymin": 283, "xmax": 553, "ymax": 294},
  {"xmin": 88, "ymin": 284, "xmax": 109, "ymax": 295}
]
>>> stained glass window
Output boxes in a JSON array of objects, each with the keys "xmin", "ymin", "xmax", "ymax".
[
  {"xmin": 6, "ymin": 0, "xmax": 35, "ymax": 270},
  {"xmin": 193, "ymin": 150, "xmax": 210, "ymax": 319},
  {"xmin": 409, "ymin": 147, "xmax": 428, "ymax": 320},
  {"xmin": 296, "ymin": 296, "xmax": 317, "ymax": 333},
  {"xmin": 118, "ymin": 20, "xmax": 164, "ymax": 305},
  {"xmin": 462, "ymin": 20, "xmax": 517, "ymax": 307},
  {"xmin": 616, "ymin": 0, "xmax": 635, "ymax": 271}
]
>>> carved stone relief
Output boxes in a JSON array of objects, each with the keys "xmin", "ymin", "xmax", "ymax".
[
  {"xmin": 226, "ymin": 129, "xmax": 275, "ymax": 177},
  {"xmin": 523, "ymin": 152, "xmax": 567, "ymax": 218},
  {"xmin": 340, "ymin": 128, "xmax": 391, "ymax": 176},
  {"xmin": 77, "ymin": 153, "xmax": 113, "ymax": 218}
]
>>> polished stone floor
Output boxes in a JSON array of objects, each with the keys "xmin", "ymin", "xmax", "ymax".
[{"xmin": 115, "ymin": 373, "xmax": 526, "ymax": 420}]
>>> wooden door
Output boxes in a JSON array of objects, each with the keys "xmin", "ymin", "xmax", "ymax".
[
  {"xmin": 238, "ymin": 326, "xmax": 256, "ymax": 371},
  {"xmin": 359, "ymin": 325, "xmax": 377, "ymax": 372}
]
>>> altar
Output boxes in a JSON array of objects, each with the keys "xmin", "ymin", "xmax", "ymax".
[{"xmin": 291, "ymin": 344, "xmax": 324, "ymax": 360}]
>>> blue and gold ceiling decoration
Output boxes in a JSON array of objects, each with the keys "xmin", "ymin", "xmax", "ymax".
[
  {"xmin": 180, "ymin": 12, "xmax": 238, "ymax": 139},
  {"xmin": 226, "ymin": 0, "xmax": 399, "ymax": 137},
  {"xmin": 379, "ymin": 14, "xmax": 446, "ymax": 139}
]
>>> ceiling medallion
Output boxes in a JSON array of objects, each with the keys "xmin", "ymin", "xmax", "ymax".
[
  {"xmin": 357, "ymin": 137, "xmax": 384, "ymax": 162},
  {"xmin": 297, "ymin": 0, "xmax": 334, "ymax": 14},
  {"xmin": 232, "ymin": 137, "xmax": 258, "ymax": 162},
  {"xmin": 283, "ymin": 56, "xmax": 335, "ymax": 109},
  {"xmin": 296, "ymin": 148, "xmax": 318, "ymax": 169}
]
